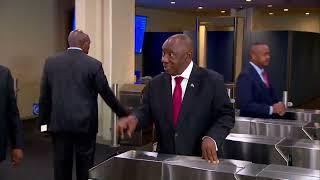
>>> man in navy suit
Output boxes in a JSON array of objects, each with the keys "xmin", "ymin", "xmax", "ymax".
[
  {"xmin": 117, "ymin": 34, "xmax": 234, "ymax": 164},
  {"xmin": 236, "ymin": 43, "xmax": 286, "ymax": 118}
]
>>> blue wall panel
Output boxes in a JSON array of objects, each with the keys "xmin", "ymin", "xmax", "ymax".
[
  {"xmin": 206, "ymin": 31, "xmax": 234, "ymax": 82},
  {"xmin": 290, "ymin": 31, "xmax": 320, "ymax": 105},
  {"xmin": 142, "ymin": 32, "xmax": 181, "ymax": 77}
]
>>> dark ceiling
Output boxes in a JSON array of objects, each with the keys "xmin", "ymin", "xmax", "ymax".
[{"xmin": 136, "ymin": 0, "xmax": 320, "ymax": 10}]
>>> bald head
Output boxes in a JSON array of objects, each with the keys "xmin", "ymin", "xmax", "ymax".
[
  {"xmin": 167, "ymin": 34, "xmax": 194, "ymax": 53},
  {"xmin": 250, "ymin": 43, "xmax": 271, "ymax": 68},
  {"xmin": 68, "ymin": 30, "xmax": 91, "ymax": 54},
  {"xmin": 161, "ymin": 33, "xmax": 194, "ymax": 75}
]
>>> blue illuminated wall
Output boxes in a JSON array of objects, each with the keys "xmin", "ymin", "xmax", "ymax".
[
  {"xmin": 135, "ymin": 16, "xmax": 147, "ymax": 54},
  {"xmin": 72, "ymin": 11, "xmax": 76, "ymax": 30}
]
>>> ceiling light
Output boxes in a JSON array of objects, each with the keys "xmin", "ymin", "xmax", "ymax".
[
  {"xmin": 305, "ymin": 12, "xmax": 310, "ymax": 15},
  {"xmin": 221, "ymin": 10, "xmax": 226, "ymax": 13},
  {"xmin": 198, "ymin": 6, "xmax": 203, "ymax": 10},
  {"xmin": 284, "ymin": 8, "xmax": 289, "ymax": 12},
  {"xmin": 269, "ymin": 12, "xmax": 274, "ymax": 15},
  {"xmin": 170, "ymin": 1, "xmax": 176, "ymax": 5},
  {"xmin": 267, "ymin": 4, "xmax": 272, "ymax": 8},
  {"xmin": 246, "ymin": 0, "xmax": 252, "ymax": 2}
]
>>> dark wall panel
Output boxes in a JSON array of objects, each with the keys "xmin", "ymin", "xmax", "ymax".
[
  {"xmin": 142, "ymin": 32, "xmax": 181, "ymax": 77},
  {"xmin": 290, "ymin": 31, "xmax": 320, "ymax": 106},
  {"xmin": 206, "ymin": 31, "xmax": 234, "ymax": 82}
]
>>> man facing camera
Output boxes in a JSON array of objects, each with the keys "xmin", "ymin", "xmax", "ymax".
[
  {"xmin": 39, "ymin": 30, "xmax": 129, "ymax": 180},
  {"xmin": 118, "ymin": 34, "xmax": 234, "ymax": 164},
  {"xmin": 0, "ymin": 65, "xmax": 23, "ymax": 167},
  {"xmin": 236, "ymin": 43, "xmax": 286, "ymax": 118}
]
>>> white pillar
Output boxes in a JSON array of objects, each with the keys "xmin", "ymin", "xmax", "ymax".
[{"xmin": 75, "ymin": 0, "xmax": 135, "ymax": 143}]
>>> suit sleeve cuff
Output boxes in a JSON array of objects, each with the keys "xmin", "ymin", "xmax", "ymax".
[
  {"xmin": 202, "ymin": 136, "xmax": 218, "ymax": 151},
  {"xmin": 269, "ymin": 106, "xmax": 273, "ymax": 115}
]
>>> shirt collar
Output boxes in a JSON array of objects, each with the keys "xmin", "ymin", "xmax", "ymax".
[
  {"xmin": 67, "ymin": 47, "xmax": 82, "ymax": 51},
  {"xmin": 249, "ymin": 61, "xmax": 264, "ymax": 75},
  {"xmin": 172, "ymin": 61, "xmax": 193, "ymax": 80}
]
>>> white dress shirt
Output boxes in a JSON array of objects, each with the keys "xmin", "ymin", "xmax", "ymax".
[
  {"xmin": 249, "ymin": 61, "xmax": 273, "ymax": 115},
  {"xmin": 171, "ymin": 61, "xmax": 193, "ymax": 98},
  {"xmin": 67, "ymin": 47, "xmax": 82, "ymax": 51}
]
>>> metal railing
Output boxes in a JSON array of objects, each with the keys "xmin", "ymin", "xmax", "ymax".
[{"xmin": 111, "ymin": 83, "xmax": 120, "ymax": 147}]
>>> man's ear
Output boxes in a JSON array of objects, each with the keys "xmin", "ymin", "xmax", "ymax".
[{"xmin": 185, "ymin": 51, "xmax": 192, "ymax": 60}]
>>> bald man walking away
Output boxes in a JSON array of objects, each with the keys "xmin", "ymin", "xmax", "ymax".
[{"xmin": 39, "ymin": 30, "xmax": 129, "ymax": 180}]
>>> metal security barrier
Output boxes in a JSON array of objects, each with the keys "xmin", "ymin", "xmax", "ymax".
[
  {"xmin": 277, "ymin": 138, "xmax": 320, "ymax": 170},
  {"xmin": 223, "ymin": 133, "xmax": 287, "ymax": 165},
  {"xmin": 223, "ymin": 133, "xmax": 320, "ymax": 170},
  {"xmin": 232, "ymin": 110, "xmax": 320, "ymax": 140},
  {"xmin": 232, "ymin": 116, "xmax": 310, "ymax": 139},
  {"xmin": 89, "ymin": 150, "xmax": 320, "ymax": 180},
  {"xmin": 111, "ymin": 84, "xmax": 120, "ymax": 147}
]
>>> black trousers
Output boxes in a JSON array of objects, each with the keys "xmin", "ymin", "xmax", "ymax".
[{"xmin": 52, "ymin": 133, "xmax": 96, "ymax": 180}]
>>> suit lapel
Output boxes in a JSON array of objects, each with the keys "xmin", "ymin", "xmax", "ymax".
[
  {"xmin": 163, "ymin": 73, "xmax": 175, "ymax": 129},
  {"xmin": 249, "ymin": 64, "xmax": 269, "ymax": 90},
  {"xmin": 176, "ymin": 65, "xmax": 200, "ymax": 129}
]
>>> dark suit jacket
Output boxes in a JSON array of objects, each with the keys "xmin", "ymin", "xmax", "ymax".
[
  {"xmin": 0, "ymin": 65, "xmax": 23, "ymax": 161},
  {"xmin": 236, "ymin": 63, "xmax": 279, "ymax": 118},
  {"xmin": 134, "ymin": 65, "xmax": 235, "ymax": 156},
  {"xmin": 39, "ymin": 49, "xmax": 128, "ymax": 134}
]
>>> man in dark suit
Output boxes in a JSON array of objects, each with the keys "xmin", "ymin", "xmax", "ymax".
[
  {"xmin": 0, "ymin": 65, "xmax": 23, "ymax": 167},
  {"xmin": 39, "ymin": 30, "xmax": 129, "ymax": 180},
  {"xmin": 236, "ymin": 43, "xmax": 286, "ymax": 118},
  {"xmin": 117, "ymin": 34, "xmax": 234, "ymax": 164}
]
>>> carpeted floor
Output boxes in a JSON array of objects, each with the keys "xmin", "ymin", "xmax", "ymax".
[{"xmin": 0, "ymin": 120, "xmax": 135, "ymax": 180}]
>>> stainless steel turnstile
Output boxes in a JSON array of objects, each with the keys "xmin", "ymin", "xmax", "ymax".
[
  {"xmin": 89, "ymin": 150, "xmax": 320, "ymax": 180},
  {"xmin": 223, "ymin": 133, "xmax": 286, "ymax": 165},
  {"xmin": 232, "ymin": 116, "xmax": 310, "ymax": 139},
  {"xmin": 223, "ymin": 133, "xmax": 320, "ymax": 170},
  {"xmin": 232, "ymin": 109, "xmax": 320, "ymax": 140}
]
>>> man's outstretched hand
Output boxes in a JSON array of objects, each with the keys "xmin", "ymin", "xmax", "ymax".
[{"xmin": 117, "ymin": 115, "xmax": 139, "ymax": 139}]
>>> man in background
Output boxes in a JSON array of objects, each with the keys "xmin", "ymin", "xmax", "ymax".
[
  {"xmin": 117, "ymin": 34, "xmax": 234, "ymax": 164},
  {"xmin": 39, "ymin": 30, "xmax": 128, "ymax": 180},
  {"xmin": 236, "ymin": 43, "xmax": 286, "ymax": 118},
  {"xmin": 0, "ymin": 65, "xmax": 23, "ymax": 167}
]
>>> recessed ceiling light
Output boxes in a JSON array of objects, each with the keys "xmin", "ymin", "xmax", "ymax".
[
  {"xmin": 269, "ymin": 12, "xmax": 274, "ymax": 15},
  {"xmin": 267, "ymin": 4, "xmax": 272, "ymax": 8},
  {"xmin": 198, "ymin": 6, "xmax": 203, "ymax": 10},
  {"xmin": 305, "ymin": 12, "xmax": 310, "ymax": 15},
  {"xmin": 246, "ymin": 0, "xmax": 252, "ymax": 2},
  {"xmin": 284, "ymin": 8, "xmax": 289, "ymax": 12},
  {"xmin": 170, "ymin": 1, "xmax": 176, "ymax": 5},
  {"xmin": 221, "ymin": 10, "xmax": 226, "ymax": 13}
]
